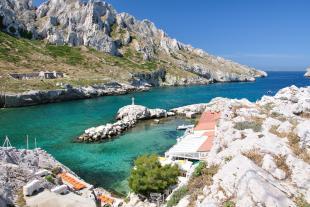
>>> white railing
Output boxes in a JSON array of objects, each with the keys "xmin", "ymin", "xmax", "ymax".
[{"xmin": 165, "ymin": 151, "xmax": 208, "ymax": 160}]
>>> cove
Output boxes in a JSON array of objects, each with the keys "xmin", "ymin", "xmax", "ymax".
[{"xmin": 0, "ymin": 71, "xmax": 309, "ymax": 195}]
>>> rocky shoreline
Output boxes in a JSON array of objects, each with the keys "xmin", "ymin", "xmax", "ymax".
[{"xmin": 0, "ymin": 68, "xmax": 266, "ymax": 108}]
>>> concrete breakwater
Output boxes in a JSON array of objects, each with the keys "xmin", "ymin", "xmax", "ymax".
[
  {"xmin": 78, "ymin": 103, "xmax": 210, "ymax": 142},
  {"xmin": 78, "ymin": 105, "xmax": 173, "ymax": 142}
]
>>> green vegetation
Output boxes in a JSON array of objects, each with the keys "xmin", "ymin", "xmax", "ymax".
[
  {"xmin": 0, "ymin": 31, "xmax": 200, "ymax": 93},
  {"xmin": 187, "ymin": 163, "xmax": 219, "ymax": 205},
  {"xmin": 193, "ymin": 161, "xmax": 206, "ymax": 177},
  {"xmin": 234, "ymin": 121, "xmax": 262, "ymax": 132},
  {"xmin": 223, "ymin": 200, "xmax": 236, "ymax": 207},
  {"xmin": 45, "ymin": 175, "xmax": 55, "ymax": 184},
  {"xmin": 19, "ymin": 29, "xmax": 33, "ymax": 39},
  {"xmin": 166, "ymin": 186, "xmax": 188, "ymax": 207},
  {"xmin": 46, "ymin": 44, "xmax": 84, "ymax": 65},
  {"xmin": 128, "ymin": 154, "xmax": 180, "ymax": 197}
]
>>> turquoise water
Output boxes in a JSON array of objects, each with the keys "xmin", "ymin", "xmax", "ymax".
[{"xmin": 0, "ymin": 71, "xmax": 309, "ymax": 194}]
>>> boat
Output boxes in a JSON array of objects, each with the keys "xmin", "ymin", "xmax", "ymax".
[{"xmin": 177, "ymin": 124, "xmax": 194, "ymax": 130}]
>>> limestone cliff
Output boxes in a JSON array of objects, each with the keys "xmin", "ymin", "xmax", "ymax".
[{"xmin": 0, "ymin": 0, "xmax": 266, "ymax": 84}]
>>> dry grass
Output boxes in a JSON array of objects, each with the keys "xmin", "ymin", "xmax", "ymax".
[
  {"xmin": 242, "ymin": 149, "xmax": 263, "ymax": 166},
  {"xmin": 294, "ymin": 195, "xmax": 310, "ymax": 207},
  {"xmin": 273, "ymin": 155, "xmax": 291, "ymax": 178},
  {"xmin": 287, "ymin": 132, "xmax": 310, "ymax": 163},
  {"xmin": 187, "ymin": 164, "xmax": 219, "ymax": 207},
  {"xmin": 269, "ymin": 125, "xmax": 287, "ymax": 138},
  {"xmin": 16, "ymin": 188, "xmax": 26, "ymax": 207}
]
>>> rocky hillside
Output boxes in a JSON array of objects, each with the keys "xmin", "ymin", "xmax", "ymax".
[
  {"xmin": 163, "ymin": 86, "xmax": 309, "ymax": 207},
  {"xmin": 0, "ymin": 0, "xmax": 266, "ymax": 94},
  {"xmin": 0, "ymin": 147, "xmax": 77, "ymax": 206}
]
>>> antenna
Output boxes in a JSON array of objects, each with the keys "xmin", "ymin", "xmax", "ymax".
[{"xmin": 2, "ymin": 136, "xmax": 12, "ymax": 148}]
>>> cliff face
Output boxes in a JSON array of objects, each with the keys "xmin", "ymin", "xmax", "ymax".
[{"xmin": 0, "ymin": 0, "xmax": 266, "ymax": 84}]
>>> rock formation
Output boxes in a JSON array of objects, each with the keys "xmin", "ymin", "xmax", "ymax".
[
  {"xmin": 0, "ymin": 147, "xmax": 77, "ymax": 206},
  {"xmin": 165, "ymin": 86, "xmax": 310, "ymax": 207},
  {"xmin": 0, "ymin": 0, "xmax": 266, "ymax": 86},
  {"xmin": 78, "ymin": 104, "xmax": 169, "ymax": 142}
]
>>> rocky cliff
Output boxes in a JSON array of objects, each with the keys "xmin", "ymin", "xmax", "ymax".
[{"xmin": 0, "ymin": 0, "xmax": 266, "ymax": 84}]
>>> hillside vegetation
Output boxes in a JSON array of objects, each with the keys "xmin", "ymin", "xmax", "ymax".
[{"xmin": 0, "ymin": 31, "xmax": 196, "ymax": 93}]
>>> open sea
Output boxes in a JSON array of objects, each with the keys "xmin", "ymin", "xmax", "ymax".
[{"xmin": 0, "ymin": 71, "xmax": 309, "ymax": 194}]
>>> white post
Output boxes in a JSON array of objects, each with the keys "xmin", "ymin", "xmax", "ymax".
[
  {"xmin": 26, "ymin": 135, "xmax": 29, "ymax": 150},
  {"xmin": 131, "ymin": 97, "xmax": 135, "ymax": 105}
]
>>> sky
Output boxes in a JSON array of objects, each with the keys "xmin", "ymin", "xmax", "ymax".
[{"xmin": 34, "ymin": 0, "xmax": 310, "ymax": 71}]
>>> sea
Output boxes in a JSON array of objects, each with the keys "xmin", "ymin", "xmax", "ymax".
[{"xmin": 0, "ymin": 71, "xmax": 309, "ymax": 195}]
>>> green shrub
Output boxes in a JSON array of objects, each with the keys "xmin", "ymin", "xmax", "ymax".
[
  {"xmin": 234, "ymin": 121, "xmax": 262, "ymax": 132},
  {"xmin": 46, "ymin": 44, "xmax": 83, "ymax": 65},
  {"xmin": 19, "ymin": 29, "xmax": 33, "ymax": 39},
  {"xmin": 9, "ymin": 26, "xmax": 16, "ymax": 34},
  {"xmin": 294, "ymin": 195, "xmax": 310, "ymax": 207},
  {"xmin": 223, "ymin": 200, "xmax": 235, "ymax": 207},
  {"xmin": 128, "ymin": 154, "xmax": 180, "ymax": 197},
  {"xmin": 45, "ymin": 175, "xmax": 54, "ymax": 184},
  {"xmin": 166, "ymin": 186, "xmax": 188, "ymax": 207},
  {"xmin": 194, "ymin": 162, "xmax": 206, "ymax": 177},
  {"xmin": 51, "ymin": 166, "xmax": 62, "ymax": 175}
]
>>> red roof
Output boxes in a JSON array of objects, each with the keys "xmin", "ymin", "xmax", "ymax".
[
  {"xmin": 194, "ymin": 111, "xmax": 220, "ymax": 131},
  {"xmin": 194, "ymin": 111, "xmax": 220, "ymax": 152},
  {"xmin": 197, "ymin": 131, "xmax": 215, "ymax": 152}
]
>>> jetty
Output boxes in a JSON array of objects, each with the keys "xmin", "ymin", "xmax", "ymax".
[{"xmin": 165, "ymin": 111, "xmax": 220, "ymax": 160}]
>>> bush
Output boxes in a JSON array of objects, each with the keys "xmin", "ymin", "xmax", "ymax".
[
  {"xmin": 45, "ymin": 175, "xmax": 54, "ymax": 184},
  {"xmin": 234, "ymin": 121, "xmax": 262, "ymax": 132},
  {"xmin": 166, "ymin": 186, "xmax": 188, "ymax": 207},
  {"xmin": 193, "ymin": 162, "xmax": 206, "ymax": 177},
  {"xmin": 128, "ymin": 154, "xmax": 180, "ymax": 197},
  {"xmin": 223, "ymin": 200, "xmax": 235, "ymax": 207},
  {"xmin": 51, "ymin": 166, "xmax": 62, "ymax": 175},
  {"xmin": 19, "ymin": 29, "xmax": 33, "ymax": 39}
]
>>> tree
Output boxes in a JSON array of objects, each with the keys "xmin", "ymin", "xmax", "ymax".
[{"xmin": 128, "ymin": 154, "xmax": 180, "ymax": 197}]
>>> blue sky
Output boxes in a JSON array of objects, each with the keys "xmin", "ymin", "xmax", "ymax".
[{"xmin": 34, "ymin": 0, "xmax": 310, "ymax": 71}]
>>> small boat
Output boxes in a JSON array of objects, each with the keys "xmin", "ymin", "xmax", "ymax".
[
  {"xmin": 177, "ymin": 124, "xmax": 194, "ymax": 130},
  {"xmin": 266, "ymin": 90, "xmax": 273, "ymax": 94}
]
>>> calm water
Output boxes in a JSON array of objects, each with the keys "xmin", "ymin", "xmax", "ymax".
[{"xmin": 0, "ymin": 71, "xmax": 308, "ymax": 194}]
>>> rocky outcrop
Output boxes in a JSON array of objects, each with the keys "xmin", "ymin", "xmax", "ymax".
[
  {"xmin": 0, "ymin": 0, "xmax": 266, "ymax": 85},
  {"xmin": 305, "ymin": 67, "xmax": 310, "ymax": 77},
  {"xmin": 0, "ymin": 147, "xmax": 77, "ymax": 206},
  {"xmin": 0, "ymin": 82, "xmax": 149, "ymax": 108},
  {"xmin": 78, "ymin": 104, "xmax": 169, "ymax": 142},
  {"xmin": 165, "ymin": 86, "xmax": 310, "ymax": 207}
]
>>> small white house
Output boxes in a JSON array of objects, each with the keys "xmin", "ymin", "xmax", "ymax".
[
  {"xmin": 23, "ymin": 180, "xmax": 41, "ymax": 196},
  {"xmin": 51, "ymin": 185, "xmax": 68, "ymax": 195}
]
